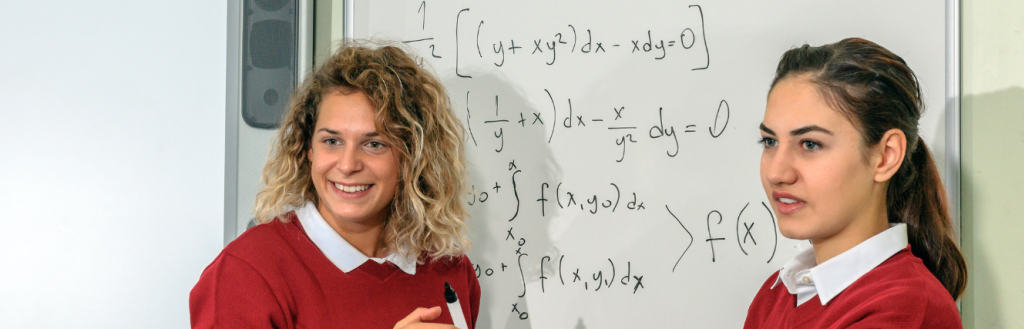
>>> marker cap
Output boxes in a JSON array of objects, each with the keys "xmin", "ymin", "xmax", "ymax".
[{"xmin": 444, "ymin": 282, "xmax": 458, "ymax": 303}]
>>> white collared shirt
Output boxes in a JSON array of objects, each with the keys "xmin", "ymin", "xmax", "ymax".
[
  {"xmin": 772, "ymin": 223, "xmax": 909, "ymax": 306},
  {"xmin": 295, "ymin": 201, "xmax": 417, "ymax": 275}
]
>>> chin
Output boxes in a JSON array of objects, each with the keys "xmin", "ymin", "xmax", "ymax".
[
  {"xmin": 777, "ymin": 218, "xmax": 816, "ymax": 241},
  {"xmin": 334, "ymin": 209, "xmax": 375, "ymax": 223},
  {"xmin": 321, "ymin": 202, "xmax": 369, "ymax": 222}
]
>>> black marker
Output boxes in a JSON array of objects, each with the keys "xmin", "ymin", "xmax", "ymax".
[{"xmin": 444, "ymin": 282, "xmax": 469, "ymax": 329}]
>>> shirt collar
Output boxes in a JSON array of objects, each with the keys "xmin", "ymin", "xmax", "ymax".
[
  {"xmin": 772, "ymin": 223, "xmax": 908, "ymax": 305},
  {"xmin": 295, "ymin": 201, "xmax": 417, "ymax": 275}
]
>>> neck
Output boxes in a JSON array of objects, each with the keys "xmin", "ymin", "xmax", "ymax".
[
  {"xmin": 811, "ymin": 195, "xmax": 890, "ymax": 265},
  {"xmin": 316, "ymin": 204, "xmax": 387, "ymax": 258}
]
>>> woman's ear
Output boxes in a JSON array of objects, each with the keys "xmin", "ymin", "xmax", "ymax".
[{"xmin": 874, "ymin": 128, "xmax": 907, "ymax": 182}]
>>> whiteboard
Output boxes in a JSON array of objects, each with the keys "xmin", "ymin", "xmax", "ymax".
[{"xmin": 352, "ymin": 1, "xmax": 947, "ymax": 328}]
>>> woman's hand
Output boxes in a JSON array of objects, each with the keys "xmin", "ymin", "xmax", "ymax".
[{"xmin": 393, "ymin": 306, "xmax": 459, "ymax": 329}]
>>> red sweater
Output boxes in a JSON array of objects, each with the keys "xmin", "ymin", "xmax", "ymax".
[
  {"xmin": 189, "ymin": 214, "xmax": 480, "ymax": 329},
  {"xmin": 744, "ymin": 247, "xmax": 960, "ymax": 328}
]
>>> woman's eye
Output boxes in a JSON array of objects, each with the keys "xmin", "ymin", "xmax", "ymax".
[
  {"xmin": 758, "ymin": 137, "xmax": 777, "ymax": 148},
  {"xmin": 802, "ymin": 140, "xmax": 821, "ymax": 151},
  {"xmin": 366, "ymin": 141, "xmax": 385, "ymax": 149},
  {"xmin": 325, "ymin": 138, "xmax": 340, "ymax": 146}
]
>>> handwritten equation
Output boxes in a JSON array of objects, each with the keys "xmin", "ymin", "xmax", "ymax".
[
  {"xmin": 467, "ymin": 160, "xmax": 779, "ymax": 323},
  {"xmin": 463, "ymin": 90, "xmax": 731, "ymax": 163},
  {"xmin": 403, "ymin": 3, "xmax": 710, "ymax": 71}
]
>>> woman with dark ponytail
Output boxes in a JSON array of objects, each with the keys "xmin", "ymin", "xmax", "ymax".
[{"xmin": 745, "ymin": 38, "xmax": 966, "ymax": 328}]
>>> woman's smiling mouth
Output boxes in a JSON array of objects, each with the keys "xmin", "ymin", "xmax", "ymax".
[{"xmin": 332, "ymin": 182, "xmax": 373, "ymax": 194}]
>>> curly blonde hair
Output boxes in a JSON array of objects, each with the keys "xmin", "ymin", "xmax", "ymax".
[{"xmin": 253, "ymin": 41, "xmax": 470, "ymax": 262}]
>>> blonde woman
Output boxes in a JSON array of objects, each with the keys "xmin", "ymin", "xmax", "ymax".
[{"xmin": 191, "ymin": 43, "xmax": 478, "ymax": 329}]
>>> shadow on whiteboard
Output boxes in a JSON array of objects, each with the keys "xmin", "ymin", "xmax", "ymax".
[{"xmin": 443, "ymin": 71, "xmax": 563, "ymax": 329}]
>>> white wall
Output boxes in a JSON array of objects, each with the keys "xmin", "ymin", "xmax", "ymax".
[
  {"xmin": 0, "ymin": 2, "xmax": 226, "ymax": 328},
  {"xmin": 961, "ymin": 0, "xmax": 1024, "ymax": 328}
]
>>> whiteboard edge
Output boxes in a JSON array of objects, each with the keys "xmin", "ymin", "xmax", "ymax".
[
  {"xmin": 344, "ymin": 0, "xmax": 354, "ymax": 40},
  {"xmin": 298, "ymin": 0, "xmax": 315, "ymax": 79},
  {"xmin": 945, "ymin": 0, "xmax": 963, "ymax": 314},
  {"xmin": 224, "ymin": 0, "xmax": 242, "ymax": 246},
  {"xmin": 945, "ymin": 0, "xmax": 961, "ymax": 243}
]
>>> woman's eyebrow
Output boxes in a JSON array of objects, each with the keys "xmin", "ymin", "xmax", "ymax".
[
  {"xmin": 314, "ymin": 128, "xmax": 380, "ymax": 137},
  {"xmin": 316, "ymin": 128, "xmax": 339, "ymax": 135},
  {"xmin": 759, "ymin": 123, "xmax": 776, "ymax": 135},
  {"xmin": 790, "ymin": 125, "xmax": 833, "ymax": 136}
]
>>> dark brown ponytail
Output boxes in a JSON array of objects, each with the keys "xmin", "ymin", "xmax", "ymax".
[
  {"xmin": 895, "ymin": 137, "xmax": 966, "ymax": 299},
  {"xmin": 770, "ymin": 38, "xmax": 967, "ymax": 299}
]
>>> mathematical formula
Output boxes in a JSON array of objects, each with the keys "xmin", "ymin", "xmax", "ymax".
[
  {"xmin": 366, "ymin": 2, "xmax": 789, "ymax": 326},
  {"xmin": 404, "ymin": 3, "xmax": 710, "ymax": 70},
  {"xmin": 466, "ymin": 159, "xmax": 778, "ymax": 323},
  {"xmin": 463, "ymin": 90, "xmax": 732, "ymax": 163}
]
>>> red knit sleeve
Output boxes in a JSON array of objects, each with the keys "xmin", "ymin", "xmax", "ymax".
[
  {"xmin": 189, "ymin": 252, "xmax": 288, "ymax": 329},
  {"xmin": 842, "ymin": 282, "xmax": 961, "ymax": 329},
  {"xmin": 744, "ymin": 271, "xmax": 781, "ymax": 328},
  {"xmin": 840, "ymin": 289, "xmax": 927, "ymax": 328},
  {"xmin": 839, "ymin": 276, "xmax": 941, "ymax": 329},
  {"xmin": 464, "ymin": 255, "xmax": 482, "ymax": 329}
]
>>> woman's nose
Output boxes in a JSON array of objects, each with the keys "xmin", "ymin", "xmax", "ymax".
[
  {"xmin": 764, "ymin": 147, "xmax": 797, "ymax": 187},
  {"xmin": 336, "ymin": 145, "xmax": 363, "ymax": 174}
]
